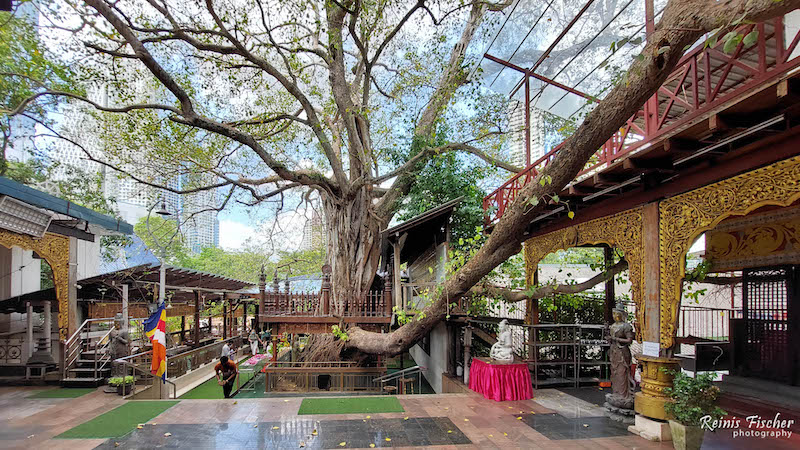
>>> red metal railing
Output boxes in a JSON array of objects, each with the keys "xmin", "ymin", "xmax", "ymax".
[
  {"xmin": 483, "ymin": 17, "xmax": 800, "ymax": 225},
  {"xmin": 262, "ymin": 290, "xmax": 391, "ymax": 318}
]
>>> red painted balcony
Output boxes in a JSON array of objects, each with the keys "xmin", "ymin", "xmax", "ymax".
[{"xmin": 483, "ymin": 17, "xmax": 800, "ymax": 225}]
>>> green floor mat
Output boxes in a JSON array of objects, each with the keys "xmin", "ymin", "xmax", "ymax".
[
  {"xmin": 28, "ymin": 388, "xmax": 96, "ymax": 399},
  {"xmin": 55, "ymin": 401, "xmax": 179, "ymax": 439},
  {"xmin": 298, "ymin": 396, "xmax": 404, "ymax": 415}
]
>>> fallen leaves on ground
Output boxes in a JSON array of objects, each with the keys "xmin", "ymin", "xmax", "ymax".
[
  {"xmin": 447, "ymin": 430, "xmax": 453, "ymax": 434},
  {"xmin": 299, "ymin": 441, "xmax": 305, "ymax": 447},
  {"xmin": 464, "ymin": 418, "xmax": 469, "ymax": 422},
  {"xmin": 503, "ymin": 432, "xmax": 508, "ymax": 436},
  {"xmin": 385, "ymin": 437, "xmax": 391, "ymax": 442},
  {"xmin": 583, "ymin": 424, "xmax": 589, "ymax": 427},
  {"xmin": 272, "ymin": 426, "xmax": 280, "ymax": 430},
  {"xmin": 369, "ymin": 445, "xmax": 375, "ymax": 448},
  {"xmin": 517, "ymin": 416, "xmax": 522, "ymax": 420},
  {"xmin": 164, "ymin": 433, "xmax": 172, "ymax": 437},
  {"xmin": 311, "ymin": 430, "xmax": 317, "ymax": 436},
  {"xmin": 403, "ymin": 417, "xmax": 409, "ymax": 420},
  {"xmin": 338, "ymin": 442, "xmax": 346, "ymax": 447}
]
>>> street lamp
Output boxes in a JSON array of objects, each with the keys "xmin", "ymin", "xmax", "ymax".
[{"xmin": 146, "ymin": 194, "xmax": 174, "ymax": 307}]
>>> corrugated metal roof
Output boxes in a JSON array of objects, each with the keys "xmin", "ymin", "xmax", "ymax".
[{"xmin": 0, "ymin": 176, "xmax": 133, "ymax": 234}]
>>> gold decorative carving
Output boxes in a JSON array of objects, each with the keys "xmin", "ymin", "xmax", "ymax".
[
  {"xmin": 659, "ymin": 156, "xmax": 800, "ymax": 348},
  {"xmin": 707, "ymin": 207, "xmax": 800, "ymax": 271},
  {"xmin": 0, "ymin": 231, "xmax": 70, "ymax": 340},
  {"xmin": 524, "ymin": 207, "xmax": 645, "ymax": 338}
]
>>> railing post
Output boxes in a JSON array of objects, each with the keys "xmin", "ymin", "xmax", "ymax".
[
  {"xmin": 384, "ymin": 262, "xmax": 393, "ymax": 317},
  {"xmin": 321, "ymin": 265, "xmax": 331, "ymax": 315},
  {"xmin": 258, "ymin": 266, "xmax": 266, "ymax": 322}
]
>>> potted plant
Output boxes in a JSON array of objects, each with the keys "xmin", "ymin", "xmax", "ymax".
[
  {"xmin": 109, "ymin": 376, "xmax": 135, "ymax": 395},
  {"xmin": 663, "ymin": 370, "xmax": 726, "ymax": 450}
]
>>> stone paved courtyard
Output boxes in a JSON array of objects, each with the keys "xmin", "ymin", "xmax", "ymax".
[{"xmin": 1, "ymin": 386, "xmax": 797, "ymax": 449}]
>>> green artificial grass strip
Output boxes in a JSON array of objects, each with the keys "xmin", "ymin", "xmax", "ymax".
[
  {"xmin": 55, "ymin": 401, "xmax": 179, "ymax": 439},
  {"xmin": 298, "ymin": 396, "xmax": 404, "ymax": 415},
  {"xmin": 28, "ymin": 388, "xmax": 96, "ymax": 399},
  {"xmin": 179, "ymin": 375, "xmax": 226, "ymax": 399}
]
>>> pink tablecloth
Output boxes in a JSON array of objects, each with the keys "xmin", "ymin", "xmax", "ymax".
[{"xmin": 468, "ymin": 358, "xmax": 533, "ymax": 402}]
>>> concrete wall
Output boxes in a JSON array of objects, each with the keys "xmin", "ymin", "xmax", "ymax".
[{"xmin": 409, "ymin": 321, "xmax": 449, "ymax": 394}]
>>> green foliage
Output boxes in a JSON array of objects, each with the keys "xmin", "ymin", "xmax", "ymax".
[
  {"xmin": 663, "ymin": 370, "xmax": 726, "ymax": 427},
  {"xmin": 395, "ymin": 149, "xmax": 489, "ymax": 252},
  {"xmin": 330, "ymin": 324, "xmax": 349, "ymax": 341},
  {"xmin": 683, "ymin": 260, "xmax": 711, "ymax": 303},
  {"xmin": 108, "ymin": 376, "xmax": 135, "ymax": 386},
  {"xmin": 4, "ymin": 159, "xmax": 47, "ymax": 184},
  {"xmin": 133, "ymin": 215, "xmax": 188, "ymax": 264},
  {"xmin": 0, "ymin": 6, "xmax": 80, "ymax": 172}
]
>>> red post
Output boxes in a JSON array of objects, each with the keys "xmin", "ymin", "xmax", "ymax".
[
  {"xmin": 383, "ymin": 263, "xmax": 393, "ymax": 317},
  {"xmin": 321, "ymin": 265, "xmax": 331, "ymax": 315}
]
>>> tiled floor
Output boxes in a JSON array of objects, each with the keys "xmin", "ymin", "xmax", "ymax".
[{"xmin": 0, "ymin": 386, "xmax": 795, "ymax": 449}]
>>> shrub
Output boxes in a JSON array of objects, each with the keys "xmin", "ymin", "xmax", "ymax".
[
  {"xmin": 663, "ymin": 370, "xmax": 726, "ymax": 427},
  {"xmin": 108, "ymin": 376, "xmax": 135, "ymax": 386}
]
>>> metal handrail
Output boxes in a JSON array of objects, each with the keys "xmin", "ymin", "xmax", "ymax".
[
  {"xmin": 373, "ymin": 365, "xmax": 427, "ymax": 383},
  {"xmin": 93, "ymin": 327, "xmax": 115, "ymax": 379},
  {"xmin": 116, "ymin": 356, "xmax": 177, "ymax": 399}
]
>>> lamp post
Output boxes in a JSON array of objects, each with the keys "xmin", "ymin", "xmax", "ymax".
[{"xmin": 147, "ymin": 195, "xmax": 177, "ymax": 307}]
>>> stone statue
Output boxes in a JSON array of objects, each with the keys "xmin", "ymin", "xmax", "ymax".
[
  {"xmin": 489, "ymin": 319, "xmax": 514, "ymax": 361},
  {"xmin": 109, "ymin": 313, "xmax": 130, "ymax": 376},
  {"xmin": 604, "ymin": 303, "xmax": 636, "ymax": 424}
]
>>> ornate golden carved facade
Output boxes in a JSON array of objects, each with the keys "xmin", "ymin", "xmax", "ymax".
[
  {"xmin": 0, "ymin": 230, "xmax": 70, "ymax": 340},
  {"xmin": 659, "ymin": 155, "xmax": 800, "ymax": 348},
  {"xmin": 707, "ymin": 206, "xmax": 800, "ymax": 271},
  {"xmin": 524, "ymin": 207, "xmax": 645, "ymax": 338}
]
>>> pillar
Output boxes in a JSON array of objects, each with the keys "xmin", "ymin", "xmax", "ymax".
[
  {"xmin": 321, "ymin": 265, "xmax": 331, "ymax": 315},
  {"xmin": 222, "ymin": 295, "xmax": 228, "ymax": 339},
  {"xmin": 43, "ymin": 301, "xmax": 51, "ymax": 353},
  {"xmin": 194, "ymin": 291, "xmax": 200, "ymax": 347},
  {"xmin": 604, "ymin": 246, "xmax": 615, "ymax": 324},
  {"xmin": 180, "ymin": 316, "xmax": 186, "ymax": 343},
  {"xmin": 463, "ymin": 325, "xmax": 472, "ymax": 385},
  {"xmin": 68, "ymin": 237, "xmax": 78, "ymax": 337},
  {"xmin": 383, "ymin": 262, "xmax": 393, "ymax": 317},
  {"xmin": 26, "ymin": 302, "xmax": 33, "ymax": 358},
  {"xmin": 258, "ymin": 267, "xmax": 266, "ymax": 324},
  {"xmin": 121, "ymin": 284, "xmax": 129, "ymax": 332},
  {"xmin": 526, "ymin": 264, "xmax": 539, "ymax": 325},
  {"xmin": 243, "ymin": 302, "xmax": 247, "ymax": 332},
  {"xmin": 635, "ymin": 202, "xmax": 680, "ymax": 420}
]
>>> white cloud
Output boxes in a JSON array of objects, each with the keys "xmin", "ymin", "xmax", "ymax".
[{"xmin": 218, "ymin": 220, "xmax": 257, "ymax": 250}]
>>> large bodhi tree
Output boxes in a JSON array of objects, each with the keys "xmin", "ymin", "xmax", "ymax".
[{"xmin": 9, "ymin": 0, "xmax": 800, "ymax": 355}]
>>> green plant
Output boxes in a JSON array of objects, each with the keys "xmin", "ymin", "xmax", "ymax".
[
  {"xmin": 108, "ymin": 376, "xmax": 135, "ymax": 386},
  {"xmin": 663, "ymin": 370, "xmax": 726, "ymax": 427},
  {"xmin": 331, "ymin": 325, "xmax": 349, "ymax": 341}
]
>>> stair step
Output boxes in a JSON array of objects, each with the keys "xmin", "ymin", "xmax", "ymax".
[
  {"xmin": 62, "ymin": 377, "xmax": 105, "ymax": 388},
  {"xmin": 69, "ymin": 368, "xmax": 111, "ymax": 377}
]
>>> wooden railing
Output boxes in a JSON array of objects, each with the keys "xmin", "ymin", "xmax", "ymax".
[
  {"xmin": 483, "ymin": 16, "xmax": 800, "ymax": 225},
  {"xmin": 167, "ymin": 336, "xmax": 245, "ymax": 379},
  {"xmin": 262, "ymin": 361, "xmax": 387, "ymax": 393}
]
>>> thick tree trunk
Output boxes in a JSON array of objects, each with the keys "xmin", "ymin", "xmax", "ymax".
[
  {"xmin": 322, "ymin": 187, "xmax": 387, "ymax": 313},
  {"xmin": 345, "ymin": 0, "xmax": 800, "ymax": 356}
]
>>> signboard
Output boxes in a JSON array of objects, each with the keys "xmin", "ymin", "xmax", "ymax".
[{"xmin": 642, "ymin": 341, "xmax": 660, "ymax": 357}]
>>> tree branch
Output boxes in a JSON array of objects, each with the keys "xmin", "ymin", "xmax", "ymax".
[{"xmin": 470, "ymin": 259, "xmax": 628, "ymax": 302}]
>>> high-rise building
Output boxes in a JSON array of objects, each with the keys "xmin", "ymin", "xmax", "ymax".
[
  {"xmin": 48, "ymin": 81, "xmax": 217, "ymax": 254},
  {"xmin": 181, "ymin": 175, "xmax": 219, "ymax": 253},
  {"xmin": 300, "ymin": 209, "xmax": 325, "ymax": 251},
  {"xmin": 506, "ymin": 101, "xmax": 548, "ymax": 169}
]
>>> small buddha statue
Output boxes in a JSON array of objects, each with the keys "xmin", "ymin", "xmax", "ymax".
[{"xmin": 489, "ymin": 319, "xmax": 514, "ymax": 361}]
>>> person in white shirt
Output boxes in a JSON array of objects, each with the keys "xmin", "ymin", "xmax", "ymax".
[{"xmin": 221, "ymin": 342, "xmax": 231, "ymax": 358}]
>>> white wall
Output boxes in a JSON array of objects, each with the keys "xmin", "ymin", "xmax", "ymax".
[
  {"xmin": 75, "ymin": 239, "xmax": 101, "ymax": 280},
  {"xmin": 409, "ymin": 321, "xmax": 449, "ymax": 394}
]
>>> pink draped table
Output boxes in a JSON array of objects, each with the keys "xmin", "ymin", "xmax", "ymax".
[{"xmin": 468, "ymin": 357, "xmax": 533, "ymax": 402}]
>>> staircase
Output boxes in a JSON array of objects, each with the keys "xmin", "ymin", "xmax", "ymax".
[{"xmin": 61, "ymin": 319, "xmax": 115, "ymax": 388}]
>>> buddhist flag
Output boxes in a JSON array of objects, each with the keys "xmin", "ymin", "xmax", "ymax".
[{"xmin": 144, "ymin": 302, "xmax": 167, "ymax": 381}]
